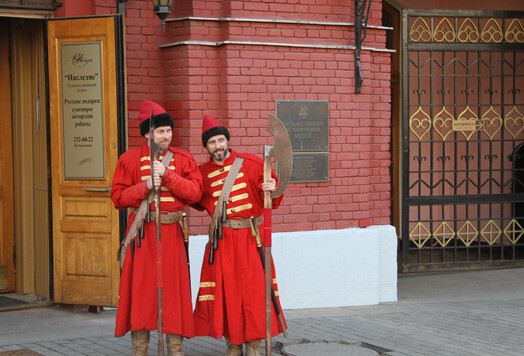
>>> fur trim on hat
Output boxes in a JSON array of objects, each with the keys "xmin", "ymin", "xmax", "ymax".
[
  {"xmin": 140, "ymin": 113, "xmax": 174, "ymax": 136},
  {"xmin": 202, "ymin": 125, "xmax": 230, "ymax": 147},
  {"xmin": 201, "ymin": 115, "xmax": 230, "ymax": 146}
]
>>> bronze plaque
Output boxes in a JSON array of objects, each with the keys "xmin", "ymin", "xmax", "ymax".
[
  {"xmin": 276, "ymin": 100, "xmax": 329, "ymax": 182},
  {"xmin": 290, "ymin": 152, "xmax": 329, "ymax": 183},
  {"xmin": 276, "ymin": 100, "xmax": 329, "ymax": 151}
]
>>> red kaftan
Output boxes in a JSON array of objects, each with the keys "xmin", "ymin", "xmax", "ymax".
[
  {"xmin": 111, "ymin": 144, "xmax": 202, "ymax": 337},
  {"xmin": 193, "ymin": 149, "xmax": 286, "ymax": 345}
]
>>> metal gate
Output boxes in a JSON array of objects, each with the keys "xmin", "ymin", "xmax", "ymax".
[{"xmin": 401, "ymin": 10, "xmax": 524, "ymax": 272}]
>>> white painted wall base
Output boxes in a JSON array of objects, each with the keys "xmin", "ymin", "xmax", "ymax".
[{"xmin": 188, "ymin": 225, "xmax": 398, "ymax": 309}]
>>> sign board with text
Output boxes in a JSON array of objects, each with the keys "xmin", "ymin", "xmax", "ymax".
[
  {"xmin": 61, "ymin": 42, "xmax": 105, "ymax": 179},
  {"xmin": 276, "ymin": 100, "xmax": 329, "ymax": 183}
]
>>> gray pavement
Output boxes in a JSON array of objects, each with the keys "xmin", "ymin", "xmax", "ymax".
[{"xmin": 0, "ymin": 267, "xmax": 523, "ymax": 355}]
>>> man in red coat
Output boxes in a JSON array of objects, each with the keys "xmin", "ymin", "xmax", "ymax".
[
  {"xmin": 193, "ymin": 115, "xmax": 286, "ymax": 356},
  {"xmin": 111, "ymin": 101, "xmax": 203, "ymax": 356}
]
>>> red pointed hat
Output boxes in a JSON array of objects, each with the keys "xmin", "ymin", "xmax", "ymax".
[
  {"xmin": 138, "ymin": 101, "xmax": 174, "ymax": 136},
  {"xmin": 201, "ymin": 115, "xmax": 230, "ymax": 147}
]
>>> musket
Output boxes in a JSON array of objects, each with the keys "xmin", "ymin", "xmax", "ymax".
[
  {"xmin": 149, "ymin": 109, "xmax": 165, "ymax": 356},
  {"xmin": 263, "ymin": 113, "xmax": 292, "ymax": 356}
]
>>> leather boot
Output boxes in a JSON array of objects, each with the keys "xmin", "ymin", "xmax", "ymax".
[
  {"xmin": 166, "ymin": 334, "xmax": 184, "ymax": 356},
  {"xmin": 245, "ymin": 340, "xmax": 261, "ymax": 356},
  {"xmin": 131, "ymin": 330, "xmax": 150, "ymax": 356},
  {"xmin": 225, "ymin": 339, "xmax": 243, "ymax": 356}
]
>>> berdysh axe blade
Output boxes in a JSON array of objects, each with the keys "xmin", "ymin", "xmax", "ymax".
[{"xmin": 265, "ymin": 113, "xmax": 293, "ymax": 198}]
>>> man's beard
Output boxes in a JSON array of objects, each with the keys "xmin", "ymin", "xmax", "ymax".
[
  {"xmin": 211, "ymin": 149, "xmax": 227, "ymax": 161},
  {"xmin": 158, "ymin": 140, "xmax": 170, "ymax": 151},
  {"xmin": 209, "ymin": 143, "xmax": 229, "ymax": 161}
]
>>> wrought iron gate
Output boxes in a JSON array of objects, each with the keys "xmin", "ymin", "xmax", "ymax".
[{"xmin": 401, "ymin": 10, "xmax": 524, "ymax": 271}]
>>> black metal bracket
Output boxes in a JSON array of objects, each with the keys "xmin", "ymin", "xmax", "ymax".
[
  {"xmin": 354, "ymin": 0, "xmax": 372, "ymax": 94},
  {"xmin": 117, "ymin": 0, "xmax": 128, "ymax": 14}
]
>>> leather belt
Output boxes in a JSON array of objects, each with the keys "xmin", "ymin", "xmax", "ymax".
[
  {"xmin": 222, "ymin": 216, "xmax": 262, "ymax": 229},
  {"xmin": 131, "ymin": 208, "xmax": 183, "ymax": 225}
]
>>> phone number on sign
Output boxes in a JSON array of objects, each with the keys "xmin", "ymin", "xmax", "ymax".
[{"xmin": 73, "ymin": 136, "xmax": 94, "ymax": 143}]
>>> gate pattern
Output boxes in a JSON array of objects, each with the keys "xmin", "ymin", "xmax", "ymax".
[{"xmin": 401, "ymin": 10, "xmax": 524, "ymax": 271}]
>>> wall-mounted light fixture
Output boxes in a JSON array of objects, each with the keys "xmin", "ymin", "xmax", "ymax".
[{"xmin": 152, "ymin": 0, "xmax": 174, "ymax": 31}]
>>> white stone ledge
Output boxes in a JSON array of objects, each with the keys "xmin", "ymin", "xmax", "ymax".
[{"xmin": 189, "ymin": 225, "xmax": 398, "ymax": 309}]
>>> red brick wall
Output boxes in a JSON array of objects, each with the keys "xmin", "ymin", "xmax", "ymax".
[
  {"xmin": 70, "ymin": 0, "xmax": 392, "ymax": 235},
  {"xmin": 55, "ymin": 0, "xmax": 117, "ymax": 17},
  {"xmin": 168, "ymin": 1, "xmax": 390, "ymax": 235}
]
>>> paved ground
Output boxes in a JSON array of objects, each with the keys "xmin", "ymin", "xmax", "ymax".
[{"xmin": 0, "ymin": 267, "xmax": 523, "ymax": 355}]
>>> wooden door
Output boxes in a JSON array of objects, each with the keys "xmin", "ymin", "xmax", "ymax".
[
  {"xmin": 47, "ymin": 16, "xmax": 121, "ymax": 306},
  {"xmin": 0, "ymin": 21, "xmax": 15, "ymax": 292},
  {"xmin": 10, "ymin": 19, "xmax": 50, "ymax": 297}
]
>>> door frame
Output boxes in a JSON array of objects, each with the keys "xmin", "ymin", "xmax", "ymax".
[
  {"xmin": 47, "ymin": 14, "xmax": 126, "ymax": 306},
  {"xmin": 0, "ymin": 20, "xmax": 15, "ymax": 293}
]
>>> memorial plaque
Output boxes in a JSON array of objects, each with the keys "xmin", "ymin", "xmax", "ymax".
[
  {"xmin": 276, "ymin": 100, "xmax": 329, "ymax": 151},
  {"xmin": 290, "ymin": 152, "xmax": 329, "ymax": 183},
  {"xmin": 276, "ymin": 100, "xmax": 329, "ymax": 183},
  {"xmin": 61, "ymin": 42, "xmax": 105, "ymax": 179}
]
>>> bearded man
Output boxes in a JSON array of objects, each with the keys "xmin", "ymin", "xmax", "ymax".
[
  {"xmin": 192, "ymin": 115, "xmax": 286, "ymax": 356},
  {"xmin": 111, "ymin": 101, "xmax": 202, "ymax": 356}
]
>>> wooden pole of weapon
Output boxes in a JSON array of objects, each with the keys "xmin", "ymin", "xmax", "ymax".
[
  {"xmin": 263, "ymin": 146, "xmax": 272, "ymax": 356},
  {"xmin": 154, "ymin": 150, "xmax": 164, "ymax": 356},
  {"xmin": 149, "ymin": 111, "xmax": 164, "ymax": 356},
  {"xmin": 251, "ymin": 218, "xmax": 287, "ymax": 338}
]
